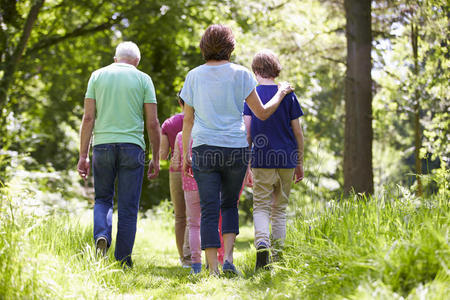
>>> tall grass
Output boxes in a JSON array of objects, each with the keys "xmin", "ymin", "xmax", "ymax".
[
  {"xmin": 279, "ymin": 187, "xmax": 450, "ymax": 299},
  {"xmin": 0, "ymin": 174, "xmax": 448, "ymax": 299},
  {"xmin": 0, "ymin": 186, "xmax": 39, "ymax": 298}
]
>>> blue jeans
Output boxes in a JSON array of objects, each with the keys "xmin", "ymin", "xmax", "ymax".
[
  {"xmin": 92, "ymin": 143, "xmax": 145, "ymax": 267},
  {"xmin": 192, "ymin": 145, "xmax": 249, "ymax": 249}
]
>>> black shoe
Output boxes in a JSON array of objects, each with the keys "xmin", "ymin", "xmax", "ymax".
[
  {"xmin": 271, "ymin": 251, "xmax": 283, "ymax": 263},
  {"xmin": 95, "ymin": 236, "xmax": 108, "ymax": 257},
  {"xmin": 255, "ymin": 242, "xmax": 270, "ymax": 271}
]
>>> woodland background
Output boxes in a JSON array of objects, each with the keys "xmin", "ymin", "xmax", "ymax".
[
  {"xmin": 0, "ymin": 0, "xmax": 448, "ymax": 206},
  {"xmin": 0, "ymin": 1, "xmax": 449, "ymax": 299}
]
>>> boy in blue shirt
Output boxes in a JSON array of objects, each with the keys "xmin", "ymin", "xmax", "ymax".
[{"xmin": 244, "ymin": 49, "xmax": 304, "ymax": 270}]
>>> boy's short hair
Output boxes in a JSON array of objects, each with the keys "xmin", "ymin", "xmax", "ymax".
[
  {"xmin": 252, "ymin": 49, "xmax": 282, "ymax": 79},
  {"xmin": 199, "ymin": 24, "xmax": 235, "ymax": 61}
]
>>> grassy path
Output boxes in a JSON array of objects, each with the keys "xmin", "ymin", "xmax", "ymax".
[
  {"xmin": 1, "ymin": 186, "xmax": 449, "ymax": 299},
  {"xmin": 129, "ymin": 210, "xmax": 258, "ymax": 298}
]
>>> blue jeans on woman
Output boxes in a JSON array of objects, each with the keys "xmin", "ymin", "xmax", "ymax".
[
  {"xmin": 192, "ymin": 145, "xmax": 249, "ymax": 249},
  {"xmin": 92, "ymin": 143, "xmax": 145, "ymax": 267}
]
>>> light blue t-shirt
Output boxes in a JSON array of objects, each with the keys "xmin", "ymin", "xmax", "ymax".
[{"xmin": 180, "ymin": 63, "xmax": 257, "ymax": 148}]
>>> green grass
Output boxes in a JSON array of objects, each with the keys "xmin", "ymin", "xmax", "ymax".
[{"xmin": 1, "ymin": 182, "xmax": 449, "ymax": 299}]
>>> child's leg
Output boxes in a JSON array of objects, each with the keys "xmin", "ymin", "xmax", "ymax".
[
  {"xmin": 252, "ymin": 168, "xmax": 277, "ymax": 248},
  {"xmin": 169, "ymin": 171, "xmax": 189, "ymax": 262},
  {"xmin": 271, "ymin": 168, "xmax": 295, "ymax": 252},
  {"xmin": 185, "ymin": 190, "xmax": 202, "ymax": 264}
]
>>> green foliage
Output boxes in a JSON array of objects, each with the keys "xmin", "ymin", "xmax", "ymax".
[
  {"xmin": 1, "ymin": 0, "xmax": 233, "ymax": 170},
  {"xmin": 1, "ymin": 0, "xmax": 448, "ymax": 203},
  {"xmin": 372, "ymin": 0, "xmax": 449, "ymax": 189},
  {"xmin": 225, "ymin": 0, "xmax": 347, "ymax": 194},
  {"xmin": 140, "ymin": 165, "xmax": 170, "ymax": 210}
]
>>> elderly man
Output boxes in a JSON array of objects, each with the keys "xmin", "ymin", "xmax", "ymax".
[{"xmin": 77, "ymin": 41, "xmax": 160, "ymax": 267}]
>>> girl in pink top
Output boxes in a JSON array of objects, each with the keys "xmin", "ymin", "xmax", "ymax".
[
  {"xmin": 173, "ymin": 131, "xmax": 248, "ymax": 272},
  {"xmin": 173, "ymin": 132, "xmax": 202, "ymax": 273}
]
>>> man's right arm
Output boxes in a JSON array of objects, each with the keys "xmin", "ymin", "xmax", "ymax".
[
  {"xmin": 77, "ymin": 98, "xmax": 96, "ymax": 180},
  {"xmin": 144, "ymin": 103, "xmax": 161, "ymax": 179}
]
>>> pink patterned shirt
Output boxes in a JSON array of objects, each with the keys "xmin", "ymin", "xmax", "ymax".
[{"xmin": 172, "ymin": 132, "xmax": 198, "ymax": 191}]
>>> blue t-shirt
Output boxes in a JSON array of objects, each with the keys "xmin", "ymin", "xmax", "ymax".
[
  {"xmin": 180, "ymin": 63, "xmax": 257, "ymax": 148},
  {"xmin": 243, "ymin": 85, "xmax": 304, "ymax": 168}
]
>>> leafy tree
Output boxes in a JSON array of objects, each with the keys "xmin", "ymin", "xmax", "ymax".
[
  {"xmin": 0, "ymin": 0, "xmax": 248, "ymax": 206},
  {"xmin": 227, "ymin": 0, "xmax": 347, "ymax": 199},
  {"xmin": 1, "ymin": 0, "xmax": 224, "ymax": 167},
  {"xmin": 372, "ymin": 0, "xmax": 448, "ymax": 194},
  {"xmin": 0, "ymin": 0, "xmax": 45, "ymax": 120},
  {"xmin": 1, "ymin": 0, "xmax": 447, "ymax": 203}
]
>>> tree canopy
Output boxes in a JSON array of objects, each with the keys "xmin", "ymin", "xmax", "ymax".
[{"xmin": 1, "ymin": 0, "xmax": 448, "ymax": 205}]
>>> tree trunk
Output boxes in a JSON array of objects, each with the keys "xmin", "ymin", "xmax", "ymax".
[
  {"xmin": 343, "ymin": 0, "xmax": 374, "ymax": 195},
  {"xmin": 0, "ymin": 0, "xmax": 45, "ymax": 116},
  {"xmin": 411, "ymin": 22, "xmax": 423, "ymax": 196}
]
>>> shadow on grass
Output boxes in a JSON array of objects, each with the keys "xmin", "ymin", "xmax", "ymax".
[
  {"xmin": 137, "ymin": 264, "xmax": 188, "ymax": 278},
  {"xmin": 235, "ymin": 236, "xmax": 253, "ymax": 251},
  {"xmin": 125, "ymin": 263, "xmax": 207, "ymax": 291}
]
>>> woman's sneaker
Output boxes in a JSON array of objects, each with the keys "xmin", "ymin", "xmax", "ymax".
[
  {"xmin": 190, "ymin": 263, "xmax": 202, "ymax": 274},
  {"xmin": 222, "ymin": 260, "xmax": 241, "ymax": 277},
  {"xmin": 255, "ymin": 242, "xmax": 270, "ymax": 271}
]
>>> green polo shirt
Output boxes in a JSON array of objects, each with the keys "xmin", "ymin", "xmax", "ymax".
[{"xmin": 85, "ymin": 63, "xmax": 157, "ymax": 150}]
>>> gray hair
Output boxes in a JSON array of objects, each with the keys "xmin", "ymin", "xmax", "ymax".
[{"xmin": 115, "ymin": 41, "xmax": 141, "ymax": 61}]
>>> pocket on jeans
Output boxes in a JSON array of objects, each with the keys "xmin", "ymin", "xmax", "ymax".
[
  {"xmin": 226, "ymin": 148, "xmax": 249, "ymax": 168},
  {"xmin": 120, "ymin": 146, "xmax": 145, "ymax": 169},
  {"xmin": 192, "ymin": 146, "xmax": 218, "ymax": 171},
  {"xmin": 93, "ymin": 146, "xmax": 113, "ymax": 168}
]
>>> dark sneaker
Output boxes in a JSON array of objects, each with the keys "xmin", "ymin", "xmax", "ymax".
[
  {"xmin": 190, "ymin": 263, "xmax": 202, "ymax": 274},
  {"xmin": 255, "ymin": 242, "xmax": 270, "ymax": 271},
  {"xmin": 95, "ymin": 236, "xmax": 108, "ymax": 257},
  {"xmin": 271, "ymin": 240, "xmax": 283, "ymax": 263},
  {"xmin": 222, "ymin": 260, "xmax": 241, "ymax": 277},
  {"xmin": 271, "ymin": 251, "xmax": 283, "ymax": 263}
]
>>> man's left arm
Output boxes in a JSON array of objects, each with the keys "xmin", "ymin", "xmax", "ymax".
[
  {"xmin": 77, "ymin": 98, "xmax": 96, "ymax": 180},
  {"xmin": 144, "ymin": 103, "xmax": 161, "ymax": 180}
]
